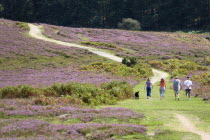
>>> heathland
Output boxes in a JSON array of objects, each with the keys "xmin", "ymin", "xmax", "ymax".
[{"xmin": 0, "ymin": 19, "xmax": 210, "ymax": 139}]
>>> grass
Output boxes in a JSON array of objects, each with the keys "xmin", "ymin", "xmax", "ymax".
[
  {"xmin": 16, "ymin": 22, "xmax": 30, "ymax": 30},
  {"xmin": 99, "ymin": 76, "xmax": 210, "ymax": 139}
]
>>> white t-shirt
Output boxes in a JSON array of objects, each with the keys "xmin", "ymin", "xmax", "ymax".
[{"xmin": 184, "ymin": 80, "xmax": 192, "ymax": 89}]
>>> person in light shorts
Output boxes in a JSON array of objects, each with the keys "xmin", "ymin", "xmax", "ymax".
[
  {"xmin": 173, "ymin": 76, "xmax": 182, "ymax": 100},
  {"xmin": 159, "ymin": 78, "xmax": 166, "ymax": 100}
]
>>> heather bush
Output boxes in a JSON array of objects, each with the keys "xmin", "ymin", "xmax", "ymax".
[
  {"xmin": 118, "ymin": 18, "xmax": 141, "ymax": 31},
  {"xmin": 0, "ymin": 85, "xmax": 38, "ymax": 98},
  {"xmin": 0, "ymin": 119, "xmax": 146, "ymax": 139},
  {"xmin": 81, "ymin": 41, "xmax": 116, "ymax": 48}
]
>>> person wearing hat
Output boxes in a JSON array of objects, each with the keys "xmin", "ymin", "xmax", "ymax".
[
  {"xmin": 159, "ymin": 78, "xmax": 166, "ymax": 100},
  {"xmin": 184, "ymin": 76, "xmax": 192, "ymax": 100},
  {"xmin": 173, "ymin": 76, "xmax": 182, "ymax": 100}
]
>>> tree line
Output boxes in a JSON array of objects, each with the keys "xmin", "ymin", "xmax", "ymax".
[{"xmin": 0, "ymin": 0, "xmax": 210, "ymax": 30}]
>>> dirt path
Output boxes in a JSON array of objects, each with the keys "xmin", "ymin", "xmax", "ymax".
[
  {"xmin": 28, "ymin": 23, "xmax": 168, "ymax": 83},
  {"xmin": 28, "ymin": 24, "xmax": 122, "ymax": 62},
  {"xmin": 176, "ymin": 114, "xmax": 210, "ymax": 140},
  {"xmin": 151, "ymin": 69, "xmax": 169, "ymax": 83}
]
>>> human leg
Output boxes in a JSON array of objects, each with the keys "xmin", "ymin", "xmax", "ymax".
[
  {"xmin": 186, "ymin": 89, "xmax": 191, "ymax": 100},
  {"xmin": 160, "ymin": 87, "xmax": 165, "ymax": 100},
  {"xmin": 177, "ymin": 93, "xmax": 180, "ymax": 100},
  {"xmin": 174, "ymin": 89, "xmax": 178, "ymax": 100},
  {"xmin": 147, "ymin": 87, "xmax": 151, "ymax": 99},
  {"xmin": 177, "ymin": 89, "xmax": 180, "ymax": 100}
]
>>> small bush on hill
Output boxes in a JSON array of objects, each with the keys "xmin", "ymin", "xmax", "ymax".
[
  {"xmin": 118, "ymin": 18, "xmax": 141, "ymax": 31},
  {"xmin": 122, "ymin": 56, "xmax": 138, "ymax": 67},
  {"xmin": 81, "ymin": 41, "xmax": 116, "ymax": 48}
]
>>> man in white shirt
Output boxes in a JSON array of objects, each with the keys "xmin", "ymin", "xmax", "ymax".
[{"xmin": 184, "ymin": 76, "xmax": 192, "ymax": 100}]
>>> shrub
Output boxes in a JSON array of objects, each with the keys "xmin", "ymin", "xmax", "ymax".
[
  {"xmin": 101, "ymin": 81, "xmax": 133, "ymax": 100},
  {"xmin": 118, "ymin": 18, "xmax": 141, "ymax": 31},
  {"xmin": 39, "ymin": 81, "xmax": 131, "ymax": 105},
  {"xmin": 122, "ymin": 56, "xmax": 138, "ymax": 67},
  {"xmin": 0, "ymin": 81, "xmax": 135, "ymax": 106},
  {"xmin": 0, "ymin": 85, "xmax": 37, "ymax": 98}
]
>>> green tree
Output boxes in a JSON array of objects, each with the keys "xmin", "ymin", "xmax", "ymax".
[
  {"xmin": 118, "ymin": 18, "xmax": 141, "ymax": 30},
  {"xmin": 0, "ymin": 3, "xmax": 4, "ymax": 11}
]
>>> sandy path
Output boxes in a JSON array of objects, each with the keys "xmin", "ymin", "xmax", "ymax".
[
  {"xmin": 151, "ymin": 69, "xmax": 169, "ymax": 83},
  {"xmin": 28, "ymin": 24, "xmax": 122, "ymax": 62},
  {"xmin": 176, "ymin": 114, "xmax": 210, "ymax": 140},
  {"xmin": 28, "ymin": 23, "xmax": 168, "ymax": 82}
]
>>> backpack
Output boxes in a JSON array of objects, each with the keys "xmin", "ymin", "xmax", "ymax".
[{"xmin": 174, "ymin": 79, "xmax": 179, "ymax": 88}]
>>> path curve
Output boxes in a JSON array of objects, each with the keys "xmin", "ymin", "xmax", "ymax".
[
  {"xmin": 28, "ymin": 24, "xmax": 122, "ymax": 62},
  {"xmin": 28, "ymin": 23, "xmax": 168, "ymax": 83},
  {"xmin": 176, "ymin": 114, "xmax": 210, "ymax": 140}
]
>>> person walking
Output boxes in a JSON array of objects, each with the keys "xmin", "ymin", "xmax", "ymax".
[
  {"xmin": 184, "ymin": 76, "xmax": 192, "ymax": 100},
  {"xmin": 159, "ymin": 78, "xmax": 166, "ymax": 100},
  {"xmin": 144, "ymin": 78, "xmax": 153, "ymax": 99},
  {"xmin": 173, "ymin": 76, "xmax": 182, "ymax": 100}
]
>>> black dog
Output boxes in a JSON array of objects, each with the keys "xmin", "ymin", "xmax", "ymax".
[{"xmin": 135, "ymin": 91, "xmax": 139, "ymax": 99}]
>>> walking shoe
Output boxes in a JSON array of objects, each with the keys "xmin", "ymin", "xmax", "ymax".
[{"xmin": 178, "ymin": 98, "xmax": 180, "ymax": 101}]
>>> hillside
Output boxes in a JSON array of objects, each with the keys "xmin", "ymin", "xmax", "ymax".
[
  {"xmin": 0, "ymin": 19, "xmax": 140, "ymax": 88},
  {"xmin": 0, "ymin": 19, "xmax": 210, "ymax": 139},
  {"xmin": 42, "ymin": 24, "xmax": 210, "ymax": 63}
]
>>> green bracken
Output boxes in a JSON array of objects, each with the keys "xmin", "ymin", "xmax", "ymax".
[{"xmin": 0, "ymin": 81, "xmax": 133, "ymax": 106}]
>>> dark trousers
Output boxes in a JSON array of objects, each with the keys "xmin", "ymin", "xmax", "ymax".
[
  {"xmin": 146, "ymin": 87, "xmax": 152, "ymax": 97},
  {"xmin": 185, "ymin": 89, "xmax": 191, "ymax": 97}
]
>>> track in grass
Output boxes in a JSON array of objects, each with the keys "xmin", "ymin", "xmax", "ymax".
[{"xmin": 176, "ymin": 114, "xmax": 210, "ymax": 140}]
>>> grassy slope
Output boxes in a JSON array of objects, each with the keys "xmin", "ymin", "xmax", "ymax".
[{"xmin": 100, "ymin": 77, "xmax": 210, "ymax": 139}]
